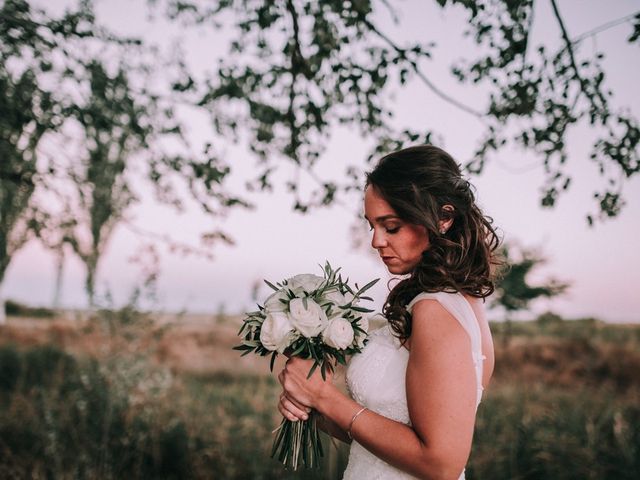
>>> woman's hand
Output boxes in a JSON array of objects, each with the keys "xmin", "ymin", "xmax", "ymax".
[
  {"xmin": 277, "ymin": 356, "xmax": 335, "ymax": 412},
  {"xmin": 277, "ymin": 390, "xmax": 311, "ymax": 422}
]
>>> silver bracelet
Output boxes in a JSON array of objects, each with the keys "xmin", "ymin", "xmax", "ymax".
[{"xmin": 347, "ymin": 406, "xmax": 367, "ymax": 440}]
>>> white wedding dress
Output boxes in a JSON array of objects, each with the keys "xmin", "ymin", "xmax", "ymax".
[{"xmin": 342, "ymin": 291, "xmax": 485, "ymax": 480}]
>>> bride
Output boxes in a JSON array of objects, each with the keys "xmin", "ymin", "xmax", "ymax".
[{"xmin": 277, "ymin": 145, "xmax": 499, "ymax": 479}]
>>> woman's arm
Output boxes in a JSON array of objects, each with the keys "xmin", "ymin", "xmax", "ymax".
[
  {"xmin": 316, "ymin": 413, "xmax": 351, "ymax": 444},
  {"xmin": 280, "ymin": 299, "xmax": 477, "ymax": 480}
]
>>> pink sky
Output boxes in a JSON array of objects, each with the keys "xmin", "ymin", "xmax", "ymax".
[{"xmin": 5, "ymin": 0, "xmax": 640, "ymax": 322}]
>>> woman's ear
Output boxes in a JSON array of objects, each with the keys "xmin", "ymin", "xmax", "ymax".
[{"xmin": 438, "ymin": 205, "xmax": 455, "ymax": 234}]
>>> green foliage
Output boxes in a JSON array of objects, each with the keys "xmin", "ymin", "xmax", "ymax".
[
  {"xmin": 0, "ymin": 341, "xmax": 344, "ymax": 479},
  {"xmin": 236, "ymin": 262, "xmax": 377, "ymax": 381},
  {"xmin": 152, "ymin": 0, "xmax": 638, "ymax": 220},
  {"xmin": 439, "ymin": 0, "xmax": 639, "ymax": 222},
  {"xmin": 536, "ymin": 310, "xmax": 564, "ymax": 326},
  {"xmin": 152, "ymin": 0, "xmax": 445, "ymax": 212},
  {"xmin": 490, "ymin": 316, "xmax": 640, "ymax": 348},
  {"xmin": 4, "ymin": 299, "xmax": 55, "ymax": 318},
  {"xmin": 0, "ymin": 0, "xmax": 250, "ymax": 305},
  {"xmin": 1, "ymin": 317, "xmax": 640, "ymax": 478},
  {"xmin": 0, "ymin": 343, "xmax": 193, "ymax": 479},
  {"xmin": 60, "ymin": 60, "xmax": 148, "ymax": 305},
  {"xmin": 471, "ymin": 387, "xmax": 640, "ymax": 479},
  {"xmin": 493, "ymin": 243, "xmax": 570, "ymax": 313},
  {"xmin": 0, "ymin": 0, "xmax": 89, "ymax": 283},
  {"xmin": 629, "ymin": 14, "xmax": 640, "ymax": 44}
]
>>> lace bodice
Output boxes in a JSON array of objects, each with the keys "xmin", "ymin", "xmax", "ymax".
[{"xmin": 342, "ymin": 292, "xmax": 485, "ymax": 480}]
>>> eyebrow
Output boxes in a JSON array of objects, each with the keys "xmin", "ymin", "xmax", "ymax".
[{"xmin": 363, "ymin": 214, "xmax": 402, "ymax": 223}]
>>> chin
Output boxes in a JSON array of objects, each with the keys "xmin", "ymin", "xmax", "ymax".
[{"xmin": 386, "ymin": 265, "xmax": 411, "ymax": 275}]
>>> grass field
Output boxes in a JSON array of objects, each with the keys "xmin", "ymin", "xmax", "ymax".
[{"xmin": 0, "ymin": 308, "xmax": 638, "ymax": 479}]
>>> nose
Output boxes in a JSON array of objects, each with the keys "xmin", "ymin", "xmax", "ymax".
[{"xmin": 371, "ymin": 227, "xmax": 388, "ymax": 250}]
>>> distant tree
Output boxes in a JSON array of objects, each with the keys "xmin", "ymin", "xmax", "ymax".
[
  {"xmin": 493, "ymin": 243, "xmax": 570, "ymax": 342},
  {"xmin": 0, "ymin": 0, "xmax": 249, "ymax": 311},
  {"xmin": 2, "ymin": 0, "xmax": 638, "ymax": 313},
  {"xmin": 0, "ymin": 0, "xmax": 91, "ymax": 322},
  {"xmin": 49, "ymin": 54, "xmax": 247, "ymax": 307},
  {"xmin": 58, "ymin": 62, "xmax": 146, "ymax": 307},
  {"xmin": 151, "ymin": 0, "xmax": 638, "ymax": 221}
]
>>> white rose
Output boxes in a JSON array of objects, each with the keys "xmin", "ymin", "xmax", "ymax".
[
  {"xmin": 260, "ymin": 312, "xmax": 295, "ymax": 353},
  {"xmin": 323, "ymin": 317, "xmax": 355, "ymax": 350},
  {"xmin": 324, "ymin": 289, "xmax": 346, "ymax": 307},
  {"xmin": 286, "ymin": 274, "xmax": 324, "ymax": 295},
  {"xmin": 264, "ymin": 289, "xmax": 289, "ymax": 312},
  {"xmin": 343, "ymin": 291, "xmax": 356, "ymax": 306},
  {"xmin": 289, "ymin": 297, "xmax": 328, "ymax": 338}
]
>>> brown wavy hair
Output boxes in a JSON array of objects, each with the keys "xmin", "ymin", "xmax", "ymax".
[{"xmin": 366, "ymin": 145, "xmax": 502, "ymax": 341}]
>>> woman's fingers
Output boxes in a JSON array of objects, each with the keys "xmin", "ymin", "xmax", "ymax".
[
  {"xmin": 284, "ymin": 390, "xmax": 311, "ymax": 413},
  {"xmin": 278, "ymin": 392, "xmax": 310, "ymax": 421}
]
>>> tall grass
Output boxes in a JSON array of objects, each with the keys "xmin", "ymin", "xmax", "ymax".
[
  {"xmin": 0, "ymin": 343, "xmax": 348, "ymax": 479},
  {"xmin": 0, "ymin": 314, "xmax": 638, "ymax": 478},
  {"xmin": 0, "ymin": 344, "xmax": 189, "ymax": 479},
  {"xmin": 470, "ymin": 386, "xmax": 640, "ymax": 479}
]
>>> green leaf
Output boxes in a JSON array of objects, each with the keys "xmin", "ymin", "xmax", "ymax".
[
  {"xmin": 232, "ymin": 344, "xmax": 253, "ymax": 351},
  {"xmin": 306, "ymin": 360, "xmax": 319, "ymax": 379},
  {"xmin": 351, "ymin": 305, "xmax": 374, "ymax": 313},
  {"xmin": 356, "ymin": 278, "xmax": 380, "ymax": 295},
  {"xmin": 290, "ymin": 340, "xmax": 307, "ymax": 357}
]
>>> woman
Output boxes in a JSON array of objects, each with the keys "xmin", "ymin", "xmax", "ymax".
[{"xmin": 277, "ymin": 145, "xmax": 500, "ymax": 479}]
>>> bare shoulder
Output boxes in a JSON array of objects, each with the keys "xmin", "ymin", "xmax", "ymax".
[{"xmin": 409, "ymin": 298, "xmax": 471, "ymax": 352}]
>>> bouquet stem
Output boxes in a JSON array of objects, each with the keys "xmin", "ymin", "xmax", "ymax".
[{"xmin": 271, "ymin": 411, "xmax": 324, "ymax": 470}]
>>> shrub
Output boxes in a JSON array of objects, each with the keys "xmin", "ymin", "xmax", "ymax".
[
  {"xmin": 5, "ymin": 299, "xmax": 55, "ymax": 318},
  {"xmin": 0, "ymin": 345, "xmax": 21, "ymax": 392},
  {"xmin": 0, "ymin": 344, "xmax": 191, "ymax": 479},
  {"xmin": 469, "ymin": 386, "xmax": 640, "ymax": 479}
]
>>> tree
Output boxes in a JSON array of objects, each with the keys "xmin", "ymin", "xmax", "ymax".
[
  {"xmin": 0, "ymin": 0, "xmax": 250, "ymax": 311},
  {"xmin": 0, "ymin": 0, "xmax": 90, "ymax": 322},
  {"xmin": 2, "ymin": 1, "xmax": 638, "ymax": 313},
  {"xmin": 60, "ymin": 61, "xmax": 145, "ymax": 307},
  {"xmin": 150, "ymin": 0, "xmax": 638, "ymax": 221},
  {"xmin": 492, "ymin": 243, "xmax": 570, "ymax": 343},
  {"xmin": 447, "ymin": 0, "xmax": 640, "ymax": 225}
]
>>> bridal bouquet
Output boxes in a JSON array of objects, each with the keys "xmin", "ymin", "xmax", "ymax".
[{"xmin": 234, "ymin": 262, "xmax": 379, "ymax": 470}]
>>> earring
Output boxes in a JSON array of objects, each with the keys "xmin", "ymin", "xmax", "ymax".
[{"xmin": 440, "ymin": 228, "xmax": 447, "ymax": 234}]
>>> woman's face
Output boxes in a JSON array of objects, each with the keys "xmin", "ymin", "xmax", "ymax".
[{"xmin": 364, "ymin": 185, "xmax": 430, "ymax": 275}]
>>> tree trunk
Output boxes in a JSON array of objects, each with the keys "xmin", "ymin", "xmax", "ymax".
[
  {"xmin": 52, "ymin": 246, "xmax": 65, "ymax": 309},
  {"xmin": 0, "ymin": 279, "xmax": 5, "ymax": 325},
  {"xmin": 86, "ymin": 261, "xmax": 96, "ymax": 309}
]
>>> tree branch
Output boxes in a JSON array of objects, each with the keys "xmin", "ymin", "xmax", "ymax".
[
  {"xmin": 361, "ymin": 17, "xmax": 484, "ymax": 118},
  {"xmin": 285, "ymin": 0, "xmax": 303, "ymax": 159},
  {"xmin": 550, "ymin": 0, "xmax": 589, "ymax": 94},
  {"xmin": 571, "ymin": 11, "xmax": 640, "ymax": 46},
  {"xmin": 550, "ymin": 0, "xmax": 608, "ymax": 116}
]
